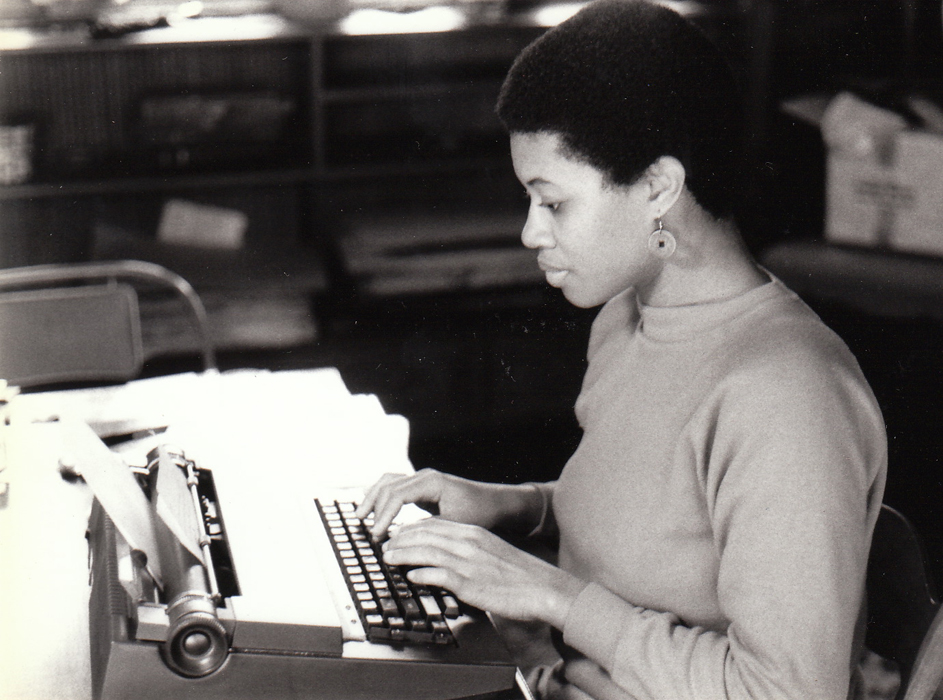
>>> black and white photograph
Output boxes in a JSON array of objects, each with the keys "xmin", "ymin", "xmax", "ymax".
[{"xmin": 1, "ymin": 0, "xmax": 942, "ymax": 698}]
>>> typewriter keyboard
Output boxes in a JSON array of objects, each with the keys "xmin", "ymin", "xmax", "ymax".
[{"xmin": 315, "ymin": 499, "xmax": 461, "ymax": 646}]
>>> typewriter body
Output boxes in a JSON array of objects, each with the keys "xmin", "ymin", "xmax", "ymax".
[{"xmin": 86, "ymin": 441, "xmax": 518, "ymax": 700}]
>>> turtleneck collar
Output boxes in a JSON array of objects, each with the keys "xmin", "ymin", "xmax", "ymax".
[{"xmin": 634, "ymin": 273, "xmax": 784, "ymax": 343}]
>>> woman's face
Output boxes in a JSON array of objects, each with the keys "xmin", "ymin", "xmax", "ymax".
[{"xmin": 511, "ymin": 131, "xmax": 660, "ymax": 308}]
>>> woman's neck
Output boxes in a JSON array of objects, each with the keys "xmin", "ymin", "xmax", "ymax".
[{"xmin": 637, "ymin": 211, "xmax": 768, "ymax": 309}]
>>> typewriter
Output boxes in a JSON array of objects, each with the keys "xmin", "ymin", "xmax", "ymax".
[{"xmin": 83, "ymin": 435, "xmax": 520, "ymax": 700}]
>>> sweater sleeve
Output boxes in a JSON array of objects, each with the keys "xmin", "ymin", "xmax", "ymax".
[{"xmin": 559, "ymin": 344, "xmax": 887, "ymax": 700}]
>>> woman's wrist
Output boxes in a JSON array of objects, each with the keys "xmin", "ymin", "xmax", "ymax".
[
  {"xmin": 490, "ymin": 481, "xmax": 549, "ymax": 533},
  {"xmin": 541, "ymin": 567, "xmax": 586, "ymax": 630},
  {"xmin": 523, "ymin": 482, "xmax": 550, "ymax": 535}
]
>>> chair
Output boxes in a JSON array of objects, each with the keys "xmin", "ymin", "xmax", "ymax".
[
  {"xmin": 905, "ymin": 607, "xmax": 943, "ymax": 700},
  {"xmin": 0, "ymin": 260, "xmax": 216, "ymax": 389},
  {"xmin": 867, "ymin": 504, "xmax": 942, "ymax": 699}
]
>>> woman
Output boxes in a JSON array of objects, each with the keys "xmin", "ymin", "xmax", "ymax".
[{"xmin": 357, "ymin": 2, "xmax": 888, "ymax": 698}]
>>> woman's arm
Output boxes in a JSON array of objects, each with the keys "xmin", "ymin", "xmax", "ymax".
[
  {"xmin": 555, "ymin": 359, "xmax": 887, "ymax": 700},
  {"xmin": 382, "ymin": 355, "xmax": 885, "ymax": 700},
  {"xmin": 382, "ymin": 516, "xmax": 584, "ymax": 625},
  {"xmin": 356, "ymin": 469, "xmax": 555, "ymax": 540}
]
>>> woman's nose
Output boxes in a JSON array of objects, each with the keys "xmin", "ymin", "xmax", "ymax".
[{"xmin": 521, "ymin": 210, "xmax": 552, "ymax": 250}]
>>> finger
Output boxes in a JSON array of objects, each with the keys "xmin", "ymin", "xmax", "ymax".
[
  {"xmin": 382, "ymin": 517, "xmax": 453, "ymax": 547},
  {"xmin": 360, "ymin": 474, "xmax": 420, "ymax": 538},
  {"xmin": 384, "ymin": 521, "xmax": 487, "ymax": 566},
  {"xmin": 382, "ymin": 541, "xmax": 462, "ymax": 573},
  {"xmin": 369, "ymin": 477, "xmax": 423, "ymax": 538},
  {"xmin": 386, "ymin": 516, "xmax": 475, "ymax": 544},
  {"xmin": 356, "ymin": 472, "xmax": 404, "ymax": 518},
  {"xmin": 369, "ymin": 470, "xmax": 444, "ymax": 539},
  {"xmin": 384, "ymin": 541, "xmax": 491, "ymax": 606},
  {"xmin": 402, "ymin": 565, "xmax": 453, "ymax": 590}
]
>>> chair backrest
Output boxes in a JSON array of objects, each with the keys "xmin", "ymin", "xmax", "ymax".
[
  {"xmin": 0, "ymin": 260, "xmax": 215, "ymax": 389},
  {"xmin": 904, "ymin": 605, "xmax": 943, "ymax": 700},
  {"xmin": 0, "ymin": 282, "xmax": 143, "ymax": 387},
  {"xmin": 867, "ymin": 504, "xmax": 941, "ymax": 697}
]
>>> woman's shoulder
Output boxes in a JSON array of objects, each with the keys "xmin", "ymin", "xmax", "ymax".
[
  {"xmin": 717, "ymin": 280, "xmax": 876, "ymax": 410},
  {"xmin": 737, "ymin": 278, "xmax": 853, "ymax": 369}
]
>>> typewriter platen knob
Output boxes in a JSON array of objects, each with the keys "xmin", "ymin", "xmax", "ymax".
[
  {"xmin": 182, "ymin": 630, "xmax": 212, "ymax": 655},
  {"xmin": 162, "ymin": 592, "xmax": 229, "ymax": 678}
]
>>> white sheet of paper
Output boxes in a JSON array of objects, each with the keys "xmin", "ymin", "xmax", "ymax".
[{"xmin": 60, "ymin": 419, "xmax": 163, "ymax": 588}]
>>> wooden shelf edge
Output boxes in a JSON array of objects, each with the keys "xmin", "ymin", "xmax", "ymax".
[{"xmin": 0, "ymin": 167, "xmax": 316, "ymax": 201}]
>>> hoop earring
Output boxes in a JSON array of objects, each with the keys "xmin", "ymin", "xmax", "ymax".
[{"xmin": 648, "ymin": 219, "xmax": 676, "ymax": 258}]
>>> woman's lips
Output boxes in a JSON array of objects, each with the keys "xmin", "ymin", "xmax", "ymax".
[
  {"xmin": 538, "ymin": 258, "xmax": 568, "ymax": 287},
  {"xmin": 544, "ymin": 269, "xmax": 568, "ymax": 286}
]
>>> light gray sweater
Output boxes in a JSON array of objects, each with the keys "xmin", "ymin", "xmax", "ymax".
[{"xmin": 532, "ymin": 277, "xmax": 887, "ymax": 700}]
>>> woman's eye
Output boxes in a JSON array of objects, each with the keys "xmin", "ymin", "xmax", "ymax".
[{"xmin": 523, "ymin": 190, "xmax": 560, "ymax": 212}]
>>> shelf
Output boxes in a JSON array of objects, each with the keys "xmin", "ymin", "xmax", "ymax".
[
  {"xmin": 0, "ymin": 156, "xmax": 521, "ymax": 200},
  {"xmin": 320, "ymin": 19, "xmax": 543, "ymax": 89},
  {"xmin": 0, "ymin": 14, "xmax": 309, "ymax": 55},
  {"xmin": 320, "ymin": 79, "xmax": 502, "ymax": 104},
  {"xmin": 93, "ymin": 215, "xmax": 329, "ymax": 290},
  {"xmin": 319, "ymin": 154, "xmax": 512, "ymax": 180},
  {"xmin": 139, "ymin": 287, "xmax": 319, "ymax": 357},
  {"xmin": 336, "ymin": 210, "xmax": 538, "ymax": 297},
  {"xmin": 0, "ymin": 167, "xmax": 316, "ymax": 200}
]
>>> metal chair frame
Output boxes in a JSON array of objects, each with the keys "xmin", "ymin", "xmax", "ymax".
[
  {"xmin": 868, "ymin": 504, "xmax": 942, "ymax": 700},
  {"xmin": 0, "ymin": 260, "xmax": 216, "ymax": 387}
]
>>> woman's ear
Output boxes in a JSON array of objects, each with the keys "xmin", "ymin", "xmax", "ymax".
[{"xmin": 646, "ymin": 156, "xmax": 686, "ymax": 217}]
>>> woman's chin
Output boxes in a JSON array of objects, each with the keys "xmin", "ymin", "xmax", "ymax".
[{"xmin": 559, "ymin": 286, "xmax": 602, "ymax": 309}]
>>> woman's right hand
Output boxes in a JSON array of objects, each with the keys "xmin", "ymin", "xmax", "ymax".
[{"xmin": 355, "ymin": 469, "xmax": 543, "ymax": 540}]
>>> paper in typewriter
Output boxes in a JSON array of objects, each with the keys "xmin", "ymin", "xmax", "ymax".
[
  {"xmin": 60, "ymin": 421, "xmax": 208, "ymax": 589},
  {"xmin": 60, "ymin": 419, "xmax": 166, "ymax": 587}
]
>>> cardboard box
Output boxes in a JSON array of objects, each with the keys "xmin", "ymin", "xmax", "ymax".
[{"xmin": 826, "ymin": 128, "xmax": 943, "ymax": 256}]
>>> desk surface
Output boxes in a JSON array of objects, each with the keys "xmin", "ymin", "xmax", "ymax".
[
  {"xmin": 0, "ymin": 368, "xmax": 415, "ymax": 700},
  {"xmin": 1, "ymin": 420, "xmax": 95, "ymax": 700},
  {"xmin": 761, "ymin": 240, "xmax": 943, "ymax": 322}
]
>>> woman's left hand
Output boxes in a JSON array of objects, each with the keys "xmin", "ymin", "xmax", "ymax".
[{"xmin": 382, "ymin": 517, "xmax": 585, "ymax": 629}]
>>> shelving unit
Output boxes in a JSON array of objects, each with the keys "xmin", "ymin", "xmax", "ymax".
[
  {"xmin": 0, "ymin": 1, "xmax": 750, "ymax": 266},
  {"xmin": 0, "ymin": 15, "xmax": 321, "ymax": 302},
  {"xmin": 0, "ymin": 10, "xmax": 554, "ymax": 289}
]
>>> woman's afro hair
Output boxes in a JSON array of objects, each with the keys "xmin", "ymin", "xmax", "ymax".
[{"xmin": 496, "ymin": 0, "xmax": 743, "ymax": 219}]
